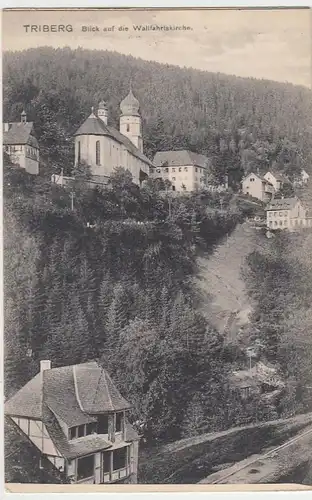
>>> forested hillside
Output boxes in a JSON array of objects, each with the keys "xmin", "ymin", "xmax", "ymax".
[
  {"xmin": 3, "ymin": 47, "xmax": 312, "ymax": 183},
  {"xmin": 5, "ymin": 163, "xmax": 251, "ymax": 442},
  {"xmin": 243, "ymin": 230, "xmax": 312, "ymax": 417}
]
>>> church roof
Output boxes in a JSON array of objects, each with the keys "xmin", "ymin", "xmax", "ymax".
[
  {"xmin": 154, "ymin": 150, "xmax": 209, "ymax": 169},
  {"xmin": 74, "ymin": 112, "xmax": 152, "ymax": 166},
  {"xmin": 120, "ymin": 89, "xmax": 140, "ymax": 117},
  {"xmin": 3, "ymin": 122, "xmax": 39, "ymax": 148},
  {"xmin": 74, "ymin": 112, "xmax": 112, "ymax": 137}
]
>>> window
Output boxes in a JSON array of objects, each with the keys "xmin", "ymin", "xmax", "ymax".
[
  {"xmin": 86, "ymin": 422, "xmax": 97, "ymax": 435},
  {"xmin": 172, "ymin": 168, "xmax": 175, "ymax": 172},
  {"xmin": 179, "ymin": 167, "xmax": 182, "ymax": 172},
  {"xmin": 279, "ymin": 211, "xmax": 283, "ymax": 216},
  {"xmin": 269, "ymin": 221, "xmax": 273, "ymax": 227},
  {"xmin": 172, "ymin": 186, "xmax": 176, "ymax": 191},
  {"xmin": 103, "ymin": 452, "xmax": 110, "ymax": 473},
  {"xmin": 98, "ymin": 415, "xmax": 109, "ymax": 434},
  {"xmin": 96, "ymin": 140, "xmax": 100, "ymax": 165},
  {"xmin": 115, "ymin": 413, "xmax": 123, "ymax": 433},
  {"xmin": 165, "ymin": 167, "xmax": 169, "ymax": 173},
  {"xmin": 250, "ymin": 178, "xmax": 255, "ymax": 182},
  {"xmin": 279, "ymin": 220, "xmax": 283, "ymax": 226},
  {"xmin": 172, "ymin": 177, "xmax": 176, "ymax": 181},
  {"xmin": 274, "ymin": 221, "xmax": 278, "ymax": 226},
  {"xmin": 77, "ymin": 141, "xmax": 81, "ymax": 163},
  {"xmin": 184, "ymin": 167, "xmax": 188, "ymax": 172},
  {"xmin": 195, "ymin": 167, "xmax": 198, "ymax": 172},
  {"xmin": 69, "ymin": 427, "xmax": 77, "ymax": 440},
  {"xmin": 156, "ymin": 168, "xmax": 161, "ymax": 173},
  {"xmin": 77, "ymin": 455, "xmax": 94, "ymax": 480},
  {"xmin": 113, "ymin": 447, "xmax": 127, "ymax": 471},
  {"xmin": 126, "ymin": 124, "xmax": 130, "ymax": 132},
  {"xmin": 78, "ymin": 424, "xmax": 85, "ymax": 438}
]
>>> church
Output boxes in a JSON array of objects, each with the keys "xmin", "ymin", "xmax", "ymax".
[{"xmin": 73, "ymin": 88, "xmax": 152, "ymax": 186}]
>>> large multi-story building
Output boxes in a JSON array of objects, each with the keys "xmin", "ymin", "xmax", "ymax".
[
  {"xmin": 150, "ymin": 150, "xmax": 210, "ymax": 192},
  {"xmin": 3, "ymin": 111, "xmax": 39, "ymax": 175},
  {"xmin": 266, "ymin": 197, "xmax": 312, "ymax": 231},
  {"xmin": 73, "ymin": 89, "xmax": 151, "ymax": 186},
  {"xmin": 5, "ymin": 360, "xmax": 140, "ymax": 484}
]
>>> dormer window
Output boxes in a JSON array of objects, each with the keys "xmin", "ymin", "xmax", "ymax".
[
  {"xmin": 69, "ymin": 422, "xmax": 97, "ymax": 440},
  {"xmin": 98, "ymin": 415, "xmax": 109, "ymax": 434},
  {"xmin": 115, "ymin": 412, "xmax": 123, "ymax": 433}
]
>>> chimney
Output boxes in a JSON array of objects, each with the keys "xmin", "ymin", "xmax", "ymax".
[
  {"xmin": 21, "ymin": 110, "xmax": 27, "ymax": 123},
  {"xmin": 40, "ymin": 360, "xmax": 51, "ymax": 372}
]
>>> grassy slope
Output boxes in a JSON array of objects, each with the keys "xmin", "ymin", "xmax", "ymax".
[
  {"xmin": 138, "ymin": 413, "xmax": 312, "ymax": 484},
  {"xmin": 195, "ymin": 221, "xmax": 266, "ymax": 337}
]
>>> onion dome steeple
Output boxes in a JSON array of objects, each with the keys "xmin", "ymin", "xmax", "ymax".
[{"xmin": 120, "ymin": 84, "xmax": 140, "ymax": 117}]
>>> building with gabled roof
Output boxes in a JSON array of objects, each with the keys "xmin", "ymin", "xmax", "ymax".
[
  {"xmin": 241, "ymin": 172, "xmax": 274, "ymax": 202},
  {"xmin": 73, "ymin": 88, "xmax": 151, "ymax": 187},
  {"xmin": 150, "ymin": 149, "xmax": 212, "ymax": 192},
  {"xmin": 266, "ymin": 196, "xmax": 312, "ymax": 231},
  {"xmin": 264, "ymin": 170, "xmax": 289, "ymax": 191},
  {"xmin": 3, "ymin": 110, "xmax": 39, "ymax": 175},
  {"xmin": 5, "ymin": 360, "xmax": 140, "ymax": 484}
]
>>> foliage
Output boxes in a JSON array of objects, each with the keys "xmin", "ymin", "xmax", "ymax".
[
  {"xmin": 3, "ymin": 165, "xmax": 249, "ymax": 441},
  {"xmin": 3, "ymin": 47, "xmax": 312, "ymax": 183}
]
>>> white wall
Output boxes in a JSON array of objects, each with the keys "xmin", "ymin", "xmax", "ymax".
[{"xmin": 75, "ymin": 134, "xmax": 148, "ymax": 186}]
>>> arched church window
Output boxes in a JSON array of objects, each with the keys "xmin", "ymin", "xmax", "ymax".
[
  {"xmin": 77, "ymin": 141, "xmax": 81, "ymax": 163},
  {"xmin": 96, "ymin": 140, "xmax": 100, "ymax": 165}
]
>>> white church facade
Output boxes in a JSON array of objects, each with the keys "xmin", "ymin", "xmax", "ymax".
[{"xmin": 73, "ymin": 89, "xmax": 151, "ymax": 186}]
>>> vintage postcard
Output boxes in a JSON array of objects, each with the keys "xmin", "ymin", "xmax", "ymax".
[{"xmin": 2, "ymin": 6, "xmax": 312, "ymax": 492}]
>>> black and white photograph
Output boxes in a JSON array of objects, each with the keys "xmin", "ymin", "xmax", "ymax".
[{"xmin": 2, "ymin": 6, "xmax": 312, "ymax": 489}]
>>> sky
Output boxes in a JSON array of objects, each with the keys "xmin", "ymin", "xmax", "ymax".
[{"xmin": 2, "ymin": 8, "xmax": 311, "ymax": 87}]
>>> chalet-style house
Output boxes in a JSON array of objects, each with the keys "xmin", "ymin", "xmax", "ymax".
[
  {"xmin": 266, "ymin": 197, "xmax": 312, "ymax": 231},
  {"xmin": 263, "ymin": 170, "xmax": 289, "ymax": 192},
  {"xmin": 5, "ymin": 360, "xmax": 140, "ymax": 484},
  {"xmin": 3, "ymin": 111, "xmax": 39, "ymax": 175},
  {"xmin": 230, "ymin": 362, "xmax": 284, "ymax": 401},
  {"xmin": 150, "ymin": 150, "xmax": 212, "ymax": 192},
  {"xmin": 72, "ymin": 89, "xmax": 151, "ymax": 187},
  {"xmin": 241, "ymin": 172, "xmax": 274, "ymax": 202}
]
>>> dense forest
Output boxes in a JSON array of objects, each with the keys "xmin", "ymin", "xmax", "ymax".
[
  {"xmin": 243, "ymin": 230, "xmax": 312, "ymax": 417},
  {"xmin": 4, "ymin": 160, "xmax": 279, "ymax": 443},
  {"xmin": 4, "ymin": 47, "xmax": 312, "ymax": 446},
  {"xmin": 3, "ymin": 47, "xmax": 312, "ymax": 184}
]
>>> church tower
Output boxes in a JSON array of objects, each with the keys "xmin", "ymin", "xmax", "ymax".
[
  {"xmin": 119, "ymin": 86, "xmax": 143, "ymax": 152},
  {"xmin": 97, "ymin": 100, "xmax": 108, "ymax": 125}
]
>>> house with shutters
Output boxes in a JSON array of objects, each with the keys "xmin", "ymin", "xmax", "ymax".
[
  {"xmin": 150, "ymin": 150, "xmax": 212, "ymax": 192},
  {"xmin": 4, "ymin": 360, "xmax": 140, "ymax": 484},
  {"xmin": 3, "ymin": 110, "xmax": 39, "ymax": 175}
]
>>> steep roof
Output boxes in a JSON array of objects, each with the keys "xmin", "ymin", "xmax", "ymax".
[
  {"xmin": 243, "ymin": 172, "xmax": 271, "ymax": 184},
  {"xmin": 266, "ymin": 197, "xmax": 300, "ymax": 211},
  {"xmin": 4, "ymin": 373, "xmax": 42, "ymax": 419},
  {"xmin": 3, "ymin": 122, "xmax": 39, "ymax": 148},
  {"xmin": 5, "ymin": 360, "xmax": 132, "ymax": 426},
  {"xmin": 154, "ymin": 150, "xmax": 209, "ymax": 169},
  {"xmin": 74, "ymin": 361, "xmax": 132, "ymax": 414},
  {"xmin": 74, "ymin": 113, "xmax": 152, "ymax": 166},
  {"xmin": 73, "ymin": 112, "xmax": 112, "ymax": 137},
  {"xmin": 265, "ymin": 170, "xmax": 289, "ymax": 183}
]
